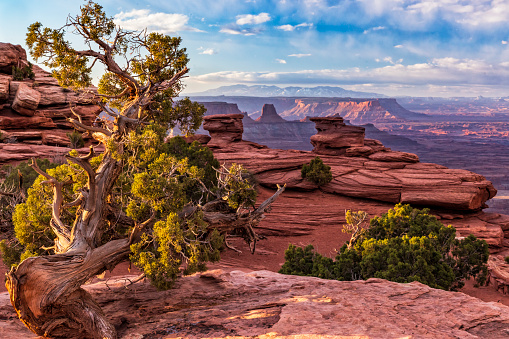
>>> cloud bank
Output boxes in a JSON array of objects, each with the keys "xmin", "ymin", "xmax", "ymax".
[{"xmin": 114, "ymin": 9, "xmax": 202, "ymax": 33}]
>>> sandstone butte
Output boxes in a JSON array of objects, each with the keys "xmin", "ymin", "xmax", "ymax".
[
  {"xmin": 3, "ymin": 43, "xmax": 509, "ymax": 337},
  {"xmin": 0, "ymin": 42, "xmax": 100, "ymax": 164}
]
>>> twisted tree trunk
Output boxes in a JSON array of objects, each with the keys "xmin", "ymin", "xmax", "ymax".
[{"xmin": 6, "ymin": 240, "xmax": 130, "ymax": 339}]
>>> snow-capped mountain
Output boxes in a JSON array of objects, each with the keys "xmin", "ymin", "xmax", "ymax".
[{"xmin": 186, "ymin": 84, "xmax": 386, "ymax": 98}]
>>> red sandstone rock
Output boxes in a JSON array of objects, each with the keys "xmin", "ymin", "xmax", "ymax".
[
  {"xmin": 309, "ymin": 116, "xmax": 365, "ymax": 155},
  {"xmin": 369, "ymin": 150, "xmax": 419, "ymax": 163},
  {"xmin": 203, "ymin": 113, "xmax": 244, "ymax": 146},
  {"xmin": 201, "ymin": 101, "xmax": 244, "ymax": 116},
  {"xmin": 255, "ymin": 104, "xmax": 287, "ymax": 123},
  {"xmin": 205, "ymin": 115, "xmax": 496, "ymax": 211},
  {"xmin": 0, "ymin": 114, "xmax": 56, "ymax": 129},
  {"xmin": 0, "ymin": 43, "xmax": 100, "ymax": 163},
  {"xmin": 37, "ymin": 84, "xmax": 68, "ymax": 106},
  {"xmin": 4, "ymin": 269, "xmax": 509, "ymax": 338},
  {"xmin": 11, "ymin": 83, "xmax": 41, "ymax": 116},
  {"xmin": 0, "ymin": 74, "xmax": 9, "ymax": 102},
  {"xmin": 0, "ymin": 43, "xmax": 26, "ymax": 74}
]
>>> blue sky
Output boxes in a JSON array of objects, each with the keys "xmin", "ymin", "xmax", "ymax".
[{"xmin": 2, "ymin": 0, "xmax": 509, "ymax": 97}]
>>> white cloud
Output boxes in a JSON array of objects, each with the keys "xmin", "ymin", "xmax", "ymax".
[
  {"xmin": 288, "ymin": 53, "xmax": 312, "ymax": 57},
  {"xmin": 198, "ymin": 47, "xmax": 217, "ymax": 55},
  {"xmin": 363, "ymin": 26, "xmax": 386, "ymax": 34},
  {"xmin": 394, "ymin": 45, "xmax": 404, "ymax": 48},
  {"xmin": 503, "ymin": 41, "xmax": 508, "ymax": 45},
  {"xmin": 194, "ymin": 58, "xmax": 509, "ymax": 89},
  {"xmin": 235, "ymin": 13, "xmax": 271, "ymax": 25},
  {"xmin": 219, "ymin": 27, "xmax": 257, "ymax": 36},
  {"xmin": 383, "ymin": 57, "xmax": 403, "ymax": 65},
  {"xmin": 277, "ymin": 24, "xmax": 295, "ymax": 31},
  {"xmin": 114, "ymin": 9, "xmax": 202, "ymax": 33},
  {"xmin": 357, "ymin": 0, "xmax": 509, "ymax": 29},
  {"xmin": 277, "ymin": 22, "xmax": 313, "ymax": 31},
  {"xmin": 276, "ymin": 59, "xmax": 287, "ymax": 64}
]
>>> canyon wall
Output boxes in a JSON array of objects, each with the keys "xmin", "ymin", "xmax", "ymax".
[{"xmin": 0, "ymin": 43, "xmax": 100, "ymax": 164}]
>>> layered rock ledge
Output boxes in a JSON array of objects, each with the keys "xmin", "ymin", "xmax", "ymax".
[
  {"xmin": 203, "ymin": 114, "xmax": 496, "ymax": 212},
  {"xmin": 3, "ymin": 269, "xmax": 509, "ymax": 338},
  {"xmin": 0, "ymin": 42, "xmax": 100, "ymax": 164}
]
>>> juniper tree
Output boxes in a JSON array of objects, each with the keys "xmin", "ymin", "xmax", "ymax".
[{"xmin": 5, "ymin": 2, "xmax": 284, "ymax": 338}]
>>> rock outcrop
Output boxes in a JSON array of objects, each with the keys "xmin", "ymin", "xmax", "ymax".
[
  {"xmin": 255, "ymin": 104, "xmax": 287, "ymax": 123},
  {"xmin": 193, "ymin": 114, "xmax": 509, "ymax": 251},
  {"xmin": 0, "ymin": 43, "xmax": 25, "ymax": 74},
  {"xmin": 4, "ymin": 269, "xmax": 509, "ymax": 338},
  {"xmin": 203, "ymin": 113, "xmax": 245, "ymax": 147},
  {"xmin": 309, "ymin": 116, "xmax": 366, "ymax": 155},
  {"xmin": 0, "ymin": 42, "xmax": 101, "ymax": 164},
  {"xmin": 200, "ymin": 101, "xmax": 244, "ymax": 116},
  {"xmin": 202, "ymin": 114, "xmax": 496, "ymax": 212}
]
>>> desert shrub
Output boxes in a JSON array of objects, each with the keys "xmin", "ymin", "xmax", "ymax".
[
  {"xmin": 2, "ymin": 158, "xmax": 59, "ymax": 191},
  {"xmin": 0, "ymin": 159, "xmax": 61, "ymax": 265},
  {"xmin": 279, "ymin": 204, "xmax": 489, "ymax": 291},
  {"xmin": 12, "ymin": 62, "xmax": 35, "ymax": 81},
  {"xmin": 67, "ymin": 130, "xmax": 85, "ymax": 149},
  {"xmin": 301, "ymin": 156, "xmax": 332, "ymax": 186},
  {"xmin": 505, "ymin": 256, "xmax": 509, "ymax": 264},
  {"xmin": 0, "ymin": 131, "xmax": 4, "ymax": 143}
]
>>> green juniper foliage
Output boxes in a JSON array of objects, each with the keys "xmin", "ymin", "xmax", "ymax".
[
  {"xmin": 301, "ymin": 156, "xmax": 333, "ymax": 186},
  {"xmin": 11, "ymin": 62, "xmax": 35, "ymax": 81},
  {"xmin": 67, "ymin": 130, "xmax": 85, "ymax": 149},
  {"xmin": 280, "ymin": 204, "xmax": 489, "ymax": 291},
  {"xmin": 3, "ymin": 1, "xmax": 258, "ymax": 291},
  {"xmin": 0, "ymin": 159, "xmax": 60, "ymax": 260},
  {"xmin": 3, "ymin": 134, "xmax": 254, "ymax": 290}
]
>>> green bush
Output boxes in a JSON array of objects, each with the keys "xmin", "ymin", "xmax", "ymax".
[
  {"xmin": 301, "ymin": 156, "xmax": 332, "ymax": 186},
  {"xmin": 279, "ymin": 204, "xmax": 489, "ymax": 291},
  {"xmin": 11, "ymin": 62, "xmax": 35, "ymax": 81},
  {"xmin": 2, "ymin": 158, "xmax": 59, "ymax": 191},
  {"xmin": 0, "ymin": 159, "xmax": 61, "ymax": 266},
  {"xmin": 67, "ymin": 130, "xmax": 85, "ymax": 149}
]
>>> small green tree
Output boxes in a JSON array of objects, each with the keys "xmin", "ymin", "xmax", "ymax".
[
  {"xmin": 280, "ymin": 204, "xmax": 489, "ymax": 291},
  {"xmin": 301, "ymin": 156, "xmax": 333, "ymax": 186},
  {"xmin": 67, "ymin": 130, "xmax": 85, "ymax": 149},
  {"xmin": 11, "ymin": 61, "xmax": 35, "ymax": 81}
]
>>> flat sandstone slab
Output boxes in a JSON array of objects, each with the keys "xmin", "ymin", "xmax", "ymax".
[{"xmin": 3, "ymin": 270, "xmax": 509, "ymax": 338}]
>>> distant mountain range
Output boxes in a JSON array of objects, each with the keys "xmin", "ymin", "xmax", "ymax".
[{"xmin": 186, "ymin": 85, "xmax": 386, "ymax": 98}]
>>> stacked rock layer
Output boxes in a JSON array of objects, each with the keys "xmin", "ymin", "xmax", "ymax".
[{"xmin": 0, "ymin": 42, "xmax": 101, "ymax": 164}]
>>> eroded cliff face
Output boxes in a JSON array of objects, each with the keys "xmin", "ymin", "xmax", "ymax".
[
  {"xmin": 279, "ymin": 98, "xmax": 426, "ymax": 123},
  {"xmin": 0, "ymin": 42, "xmax": 100, "ymax": 164}
]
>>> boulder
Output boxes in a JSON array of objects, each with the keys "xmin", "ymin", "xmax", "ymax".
[
  {"xmin": 203, "ymin": 113, "xmax": 244, "ymax": 145},
  {"xmin": 0, "ymin": 43, "xmax": 26, "ymax": 74},
  {"xmin": 37, "ymin": 85, "xmax": 67, "ymax": 106},
  {"xmin": 0, "ymin": 74, "xmax": 9, "ymax": 102},
  {"xmin": 369, "ymin": 150, "xmax": 419, "ymax": 163},
  {"xmin": 11, "ymin": 83, "xmax": 40, "ymax": 116},
  {"xmin": 309, "ymin": 116, "xmax": 365, "ymax": 155}
]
